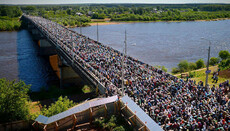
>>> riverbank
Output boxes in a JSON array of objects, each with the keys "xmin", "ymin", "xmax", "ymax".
[
  {"xmin": 88, "ymin": 17, "xmax": 230, "ymax": 26},
  {"xmin": 174, "ymin": 66, "xmax": 230, "ymax": 86},
  {"xmin": 0, "ymin": 18, "xmax": 21, "ymax": 31}
]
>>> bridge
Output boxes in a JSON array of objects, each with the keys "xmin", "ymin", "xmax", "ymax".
[
  {"xmin": 21, "ymin": 15, "xmax": 176, "ymax": 130},
  {"xmin": 20, "ymin": 15, "xmax": 230, "ymax": 131},
  {"xmin": 22, "ymin": 15, "xmax": 113, "ymax": 94}
]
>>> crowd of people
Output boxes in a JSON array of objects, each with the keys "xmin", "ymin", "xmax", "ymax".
[{"xmin": 27, "ymin": 15, "xmax": 230, "ymax": 130}]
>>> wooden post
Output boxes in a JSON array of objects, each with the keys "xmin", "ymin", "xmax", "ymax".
[
  {"xmin": 118, "ymin": 100, "xmax": 121, "ymax": 112},
  {"xmin": 138, "ymin": 125, "xmax": 145, "ymax": 131},
  {"xmin": 114, "ymin": 102, "xmax": 117, "ymax": 114},
  {"xmin": 89, "ymin": 108, "xmax": 93, "ymax": 124},
  {"xmin": 128, "ymin": 115, "xmax": 136, "ymax": 126},
  {"xmin": 55, "ymin": 122, "xmax": 58, "ymax": 131},
  {"xmin": 43, "ymin": 125, "xmax": 47, "ymax": 131},
  {"xmin": 72, "ymin": 114, "xmax": 77, "ymax": 130},
  {"xmin": 32, "ymin": 121, "xmax": 38, "ymax": 131},
  {"xmin": 104, "ymin": 104, "xmax": 107, "ymax": 118},
  {"xmin": 144, "ymin": 122, "xmax": 147, "ymax": 131},
  {"xmin": 134, "ymin": 111, "xmax": 137, "ymax": 127}
]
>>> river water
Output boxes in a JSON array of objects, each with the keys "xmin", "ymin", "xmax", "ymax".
[
  {"xmin": 73, "ymin": 20, "xmax": 230, "ymax": 71},
  {"xmin": 0, "ymin": 20, "xmax": 229, "ymax": 91},
  {"xmin": 0, "ymin": 30, "xmax": 57, "ymax": 91}
]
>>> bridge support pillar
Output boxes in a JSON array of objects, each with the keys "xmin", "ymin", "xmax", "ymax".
[
  {"xmin": 38, "ymin": 39, "xmax": 56, "ymax": 56},
  {"xmin": 58, "ymin": 56, "xmax": 82, "ymax": 88}
]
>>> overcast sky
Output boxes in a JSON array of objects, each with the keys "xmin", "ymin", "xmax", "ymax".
[{"xmin": 0, "ymin": 0, "xmax": 230, "ymax": 5}]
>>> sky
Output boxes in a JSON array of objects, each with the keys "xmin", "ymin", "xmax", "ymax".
[{"xmin": 0, "ymin": 0, "xmax": 230, "ymax": 5}]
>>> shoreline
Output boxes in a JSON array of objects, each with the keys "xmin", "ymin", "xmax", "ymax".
[{"xmin": 87, "ymin": 18, "xmax": 230, "ymax": 26}]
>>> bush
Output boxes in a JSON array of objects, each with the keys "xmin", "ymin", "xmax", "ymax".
[
  {"xmin": 188, "ymin": 62, "xmax": 197, "ymax": 70},
  {"xmin": 161, "ymin": 66, "xmax": 168, "ymax": 72},
  {"xmin": 178, "ymin": 60, "xmax": 189, "ymax": 72},
  {"xmin": 171, "ymin": 67, "xmax": 180, "ymax": 74},
  {"xmin": 196, "ymin": 59, "xmax": 205, "ymax": 69},
  {"xmin": 0, "ymin": 78, "xmax": 30, "ymax": 123},
  {"xmin": 218, "ymin": 58, "xmax": 230, "ymax": 70},
  {"xmin": 209, "ymin": 57, "xmax": 220, "ymax": 66},
  {"xmin": 0, "ymin": 19, "xmax": 21, "ymax": 31},
  {"xmin": 68, "ymin": 20, "xmax": 75, "ymax": 26},
  {"xmin": 113, "ymin": 126, "xmax": 125, "ymax": 131},
  {"xmin": 63, "ymin": 21, "xmax": 68, "ymax": 26},
  {"xmin": 219, "ymin": 50, "xmax": 230, "ymax": 60},
  {"xmin": 93, "ymin": 115, "xmax": 132, "ymax": 131},
  {"xmin": 155, "ymin": 65, "xmax": 167, "ymax": 72},
  {"xmin": 41, "ymin": 96, "xmax": 74, "ymax": 117},
  {"xmin": 189, "ymin": 71, "xmax": 196, "ymax": 78}
]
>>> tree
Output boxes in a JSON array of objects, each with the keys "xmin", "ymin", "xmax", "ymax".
[
  {"xmin": 155, "ymin": 65, "xmax": 167, "ymax": 72},
  {"xmin": 219, "ymin": 50, "xmax": 230, "ymax": 60},
  {"xmin": 218, "ymin": 58, "xmax": 230, "ymax": 70},
  {"xmin": 209, "ymin": 57, "xmax": 220, "ymax": 66},
  {"xmin": 161, "ymin": 66, "xmax": 168, "ymax": 72},
  {"xmin": 0, "ymin": 78, "xmax": 30, "ymax": 123},
  {"xmin": 42, "ymin": 96, "xmax": 74, "ymax": 117},
  {"xmin": 178, "ymin": 60, "xmax": 189, "ymax": 72},
  {"xmin": 188, "ymin": 62, "xmax": 197, "ymax": 70},
  {"xmin": 171, "ymin": 67, "xmax": 180, "ymax": 74},
  {"xmin": 193, "ymin": 8, "xmax": 198, "ymax": 11},
  {"xmin": 66, "ymin": 9, "xmax": 72, "ymax": 15},
  {"xmin": 196, "ymin": 59, "xmax": 205, "ymax": 69}
]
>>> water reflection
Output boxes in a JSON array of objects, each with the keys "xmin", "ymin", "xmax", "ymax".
[{"xmin": 16, "ymin": 30, "xmax": 57, "ymax": 92}]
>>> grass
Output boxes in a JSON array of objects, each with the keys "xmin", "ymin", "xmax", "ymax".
[
  {"xmin": 174, "ymin": 66, "xmax": 230, "ymax": 86},
  {"xmin": 82, "ymin": 85, "xmax": 92, "ymax": 93}
]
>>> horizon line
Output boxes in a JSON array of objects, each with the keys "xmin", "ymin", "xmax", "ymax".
[{"xmin": 1, "ymin": 3, "xmax": 230, "ymax": 6}]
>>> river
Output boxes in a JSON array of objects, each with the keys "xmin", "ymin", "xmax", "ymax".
[
  {"xmin": 0, "ymin": 20, "xmax": 229, "ymax": 91},
  {"xmin": 73, "ymin": 20, "xmax": 230, "ymax": 71}
]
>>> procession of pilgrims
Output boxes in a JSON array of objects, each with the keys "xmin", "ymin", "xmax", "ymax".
[{"xmin": 28, "ymin": 16, "xmax": 230, "ymax": 130}]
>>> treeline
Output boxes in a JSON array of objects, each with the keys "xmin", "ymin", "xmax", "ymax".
[
  {"xmin": 21, "ymin": 6, "xmax": 91, "ymax": 27},
  {"xmin": 172, "ymin": 50, "xmax": 230, "ymax": 74},
  {"xmin": 0, "ymin": 6, "xmax": 22, "ymax": 31},
  {"xmin": 111, "ymin": 10, "xmax": 230, "ymax": 21},
  {"xmin": 1, "ymin": 4, "xmax": 230, "ymax": 30},
  {"xmin": 200, "ymin": 5, "xmax": 230, "ymax": 11},
  {"xmin": 20, "ymin": 4, "xmax": 230, "ymax": 23}
]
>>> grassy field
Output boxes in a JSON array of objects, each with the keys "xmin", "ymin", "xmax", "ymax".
[{"xmin": 174, "ymin": 66, "xmax": 230, "ymax": 86}]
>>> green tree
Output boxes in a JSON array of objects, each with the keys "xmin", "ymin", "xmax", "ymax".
[
  {"xmin": 113, "ymin": 126, "xmax": 125, "ymax": 131},
  {"xmin": 66, "ymin": 9, "xmax": 72, "ymax": 15},
  {"xmin": 188, "ymin": 62, "xmax": 197, "ymax": 70},
  {"xmin": 219, "ymin": 50, "xmax": 230, "ymax": 60},
  {"xmin": 161, "ymin": 66, "xmax": 168, "ymax": 72},
  {"xmin": 171, "ymin": 67, "xmax": 180, "ymax": 74},
  {"xmin": 193, "ymin": 8, "xmax": 198, "ymax": 11},
  {"xmin": 0, "ymin": 78, "xmax": 30, "ymax": 123},
  {"xmin": 42, "ymin": 96, "xmax": 74, "ymax": 117},
  {"xmin": 218, "ymin": 58, "xmax": 230, "ymax": 70},
  {"xmin": 209, "ymin": 57, "xmax": 220, "ymax": 66},
  {"xmin": 178, "ymin": 60, "xmax": 189, "ymax": 72},
  {"xmin": 196, "ymin": 59, "xmax": 205, "ymax": 69}
]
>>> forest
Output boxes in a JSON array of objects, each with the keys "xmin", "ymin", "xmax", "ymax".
[
  {"xmin": 1, "ymin": 4, "xmax": 230, "ymax": 31},
  {"xmin": 0, "ymin": 6, "xmax": 22, "ymax": 31}
]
